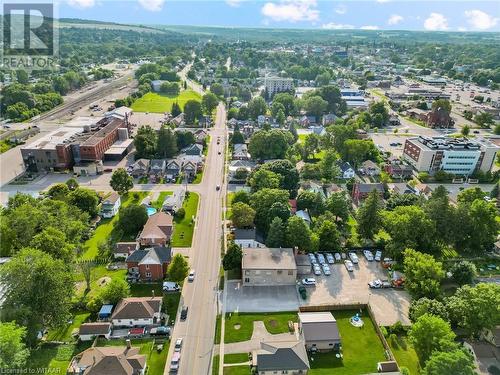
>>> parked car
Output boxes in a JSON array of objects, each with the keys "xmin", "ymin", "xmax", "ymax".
[
  {"xmin": 216, "ymin": 185, "xmax": 220, "ymax": 191},
  {"xmin": 341, "ymin": 253, "xmax": 347, "ymax": 260},
  {"xmin": 163, "ymin": 282, "xmax": 180, "ymax": 292},
  {"xmin": 374, "ymin": 250, "xmax": 382, "ymax": 262},
  {"xmin": 188, "ymin": 270, "xmax": 195, "ymax": 282},
  {"xmin": 150, "ymin": 326, "xmax": 170, "ymax": 336},
  {"xmin": 128, "ymin": 327, "xmax": 145, "ymax": 338},
  {"xmin": 368, "ymin": 279, "xmax": 391, "ymax": 289},
  {"xmin": 170, "ymin": 352, "xmax": 181, "ymax": 372},
  {"xmin": 317, "ymin": 253, "xmax": 326, "ymax": 265},
  {"xmin": 302, "ymin": 278, "xmax": 317, "ymax": 286},
  {"xmin": 349, "ymin": 252, "xmax": 359, "ymax": 264},
  {"xmin": 382, "ymin": 258, "xmax": 396, "ymax": 268},
  {"xmin": 308, "ymin": 253, "xmax": 317, "ymax": 264},
  {"xmin": 174, "ymin": 338, "xmax": 183, "ymax": 352},
  {"xmin": 180, "ymin": 306, "xmax": 189, "ymax": 321},
  {"xmin": 313, "ymin": 265, "xmax": 322, "ymax": 276},
  {"xmin": 322, "ymin": 264, "xmax": 331, "ymax": 276},
  {"xmin": 326, "ymin": 253, "xmax": 335, "ymax": 264},
  {"xmin": 334, "ymin": 253, "xmax": 341, "ymax": 262},
  {"xmin": 363, "ymin": 250, "xmax": 374, "ymax": 261},
  {"xmin": 344, "ymin": 260, "xmax": 354, "ymax": 272},
  {"xmin": 298, "ymin": 285, "xmax": 307, "ymax": 299}
]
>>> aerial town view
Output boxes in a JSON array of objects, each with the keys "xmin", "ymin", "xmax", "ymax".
[{"xmin": 0, "ymin": 1, "xmax": 499, "ymax": 374}]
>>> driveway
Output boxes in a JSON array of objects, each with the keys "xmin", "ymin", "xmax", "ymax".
[
  {"xmin": 225, "ymin": 280, "xmax": 299, "ymax": 313},
  {"xmin": 301, "ymin": 257, "xmax": 411, "ymax": 326}
]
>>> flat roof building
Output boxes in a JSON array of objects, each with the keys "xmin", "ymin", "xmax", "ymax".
[
  {"xmin": 242, "ymin": 247, "xmax": 297, "ymax": 286},
  {"xmin": 264, "ymin": 76, "xmax": 293, "ymax": 96}
]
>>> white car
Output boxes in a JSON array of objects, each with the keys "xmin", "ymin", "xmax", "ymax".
[
  {"xmin": 363, "ymin": 250, "xmax": 374, "ymax": 261},
  {"xmin": 302, "ymin": 278, "xmax": 317, "ymax": 286},
  {"xmin": 174, "ymin": 337, "xmax": 183, "ymax": 352},
  {"xmin": 334, "ymin": 253, "xmax": 341, "ymax": 262},
  {"xmin": 188, "ymin": 270, "xmax": 195, "ymax": 282},
  {"xmin": 322, "ymin": 264, "xmax": 331, "ymax": 276},
  {"xmin": 308, "ymin": 253, "xmax": 317, "ymax": 263},
  {"xmin": 326, "ymin": 253, "xmax": 335, "ymax": 264},
  {"xmin": 349, "ymin": 252, "xmax": 359, "ymax": 264},
  {"xmin": 369, "ymin": 279, "xmax": 391, "ymax": 289},
  {"xmin": 374, "ymin": 250, "xmax": 382, "ymax": 262},
  {"xmin": 313, "ymin": 265, "xmax": 322, "ymax": 276},
  {"xmin": 341, "ymin": 253, "xmax": 347, "ymax": 260},
  {"xmin": 344, "ymin": 260, "xmax": 354, "ymax": 272},
  {"xmin": 317, "ymin": 254, "xmax": 326, "ymax": 265}
]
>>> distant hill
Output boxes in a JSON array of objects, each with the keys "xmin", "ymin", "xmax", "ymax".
[{"xmin": 59, "ymin": 18, "xmax": 166, "ymax": 34}]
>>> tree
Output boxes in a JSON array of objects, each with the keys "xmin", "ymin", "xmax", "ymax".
[
  {"xmin": 300, "ymin": 163, "xmax": 322, "ymax": 180},
  {"xmin": 176, "ymin": 131, "xmax": 195, "ymax": 149},
  {"xmin": 326, "ymin": 192, "xmax": 350, "ymax": 223},
  {"xmin": 16, "ymin": 69, "xmax": 29, "ymax": 84},
  {"xmin": 319, "ymin": 150, "xmax": 340, "ymax": 181},
  {"xmin": 110, "ymin": 168, "xmax": 134, "ymax": 195},
  {"xmin": 422, "ymin": 349, "xmax": 475, "ymax": 375},
  {"xmin": 99, "ymin": 278, "xmax": 130, "ymax": 304},
  {"xmin": 117, "ymin": 204, "xmax": 148, "ymax": 235},
  {"xmin": 461, "ymin": 125, "xmax": 470, "ymax": 137},
  {"xmin": 160, "ymin": 81, "xmax": 180, "ymax": 95},
  {"xmin": 184, "ymin": 100, "xmax": 202, "ymax": 124},
  {"xmin": 276, "ymin": 109, "xmax": 286, "ymax": 126},
  {"xmin": 250, "ymin": 188, "xmax": 290, "ymax": 233},
  {"xmin": 248, "ymin": 130, "xmax": 290, "ymax": 160},
  {"xmin": 231, "ymin": 202, "xmax": 256, "ymax": 228},
  {"xmin": 304, "ymin": 133, "xmax": 321, "ymax": 160},
  {"xmin": 0, "ymin": 248, "xmax": 74, "ymax": 343},
  {"xmin": 210, "ymin": 83, "xmax": 224, "ymax": 97},
  {"xmin": 167, "ymin": 254, "xmax": 189, "ymax": 283},
  {"xmin": 424, "ymin": 186, "xmax": 455, "ymax": 245},
  {"xmin": 30, "ymin": 227, "xmax": 73, "ymax": 263},
  {"xmin": 134, "ymin": 125, "xmax": 157, "ymax": 159},
  {"xmin": 357, "ymin": 190, "xmax": 383, "ymax": 239},
  {"xmin": 260, "ymin": 159, "xmax": 300, "ymax": 198},
  {"xmin": 445, "ymin": 283, "xmax": 500, "ymax": 337},
  {"xmin": 273, "ymin": 93, "xmax": 296, "ymax": 116},
  {"xmin": 409, "ymin": 297, "xmax": 449, "ymax": 323},
  {"xmin": 202, "ymin": 92, "xmax": 219, "ymax": 115},
  {"xmin": 318, "ymin": 85, "xmax": 345, "ymax": 114},
  {"xmin": 450, "ymin": 261, "xmax": 477, "ymax": 286},
  {"xmin": 171, "ymin": 101, "xmax": 182, "ymax": 117},
  {"xmin": 297, "ymin": 191, "xmax": 325, "ymax": 217},
  {"xmin": 223, "ymin": 242, "xmax": 243, "ymax": 270},
  {"xmin": 266, "ymin": 217, "xmax": 285, "ymax": 248},
  {"xmin": 474, "ymin": 112, "xmax": 494, "ymax": 128},
  {"xmin": 342, "ymin": 139, "xmax": 378, "ymax": 168},
  {"xmin": 68, "ymin": 188, "xmax": 99, "ymax": 217},
  {"xmin": 231, "ymin": 128, "xmax": 244, "ymax": 145},
  {"xmin": 47, "ymin": 183, "xmax": 70, "ymax": 200},
  {"xmin": 385, "ymin": 193, "xmax": 420, "ymax": 210},
  {"xmin": 286, "ymin": 216, "xmax": 312, "ymax": 252},
  {"xmin": 78, "ymin": 261, "xmax": 94, "ymax": 293},
  {"xmin": 432, "ymin": 99, "xmax": 452, "ymax": 113},
  {"xmin": 248, "ymin": 96, "xmax": 267, "ymax": 119},
  {"xmin": 271, "ymin": 102, "xmax": 285, "ymax": 118},
  {"xmin": 156, "ymin": 125, "xmax": 178, "ymax": 158},
  {"xmin": 232, "ymin": 190, "xmax": 251, "ymax": 205},
  {"xmin": 409, "ymin": 313, "xmax": 457, "ymax": 363},
  {"xmin": 369, "ymin": 102, "xmax": 390, "ymax": 126},
  {"xmin": 304, "ymin": 96, "xmax": 328, "ymax": 119},
  {"xmin": 248, "ymin": 169, "xmax": 281, "ymax": 192},
  {"xmin": 65, "ymin": 177, "xmax": 79, "ymax": 191},
  {"xmin": 403, "ymin": 249, "xmax": 445, "ymax": 299},
  {"xmin": 316, "ymin": 220, "xmax": 341, "ymax": 252},
  {"xmin": 268, "ymin": 201, "xmax": 291, "ymax": 223},
  {"xmin": 0, "ymin": 322, "xmax": 30, "ymax": 368},
  {"xmin": 457, "ymin": 187, "xmax": 485, "ymax": 205}
]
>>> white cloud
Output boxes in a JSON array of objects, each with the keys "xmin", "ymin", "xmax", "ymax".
[
  {"xmin": 226, "ymin": 0, "xmax": 242, "ymax": 7},
  {"xmin": 321, "ymin": 22, "xmax": 353, "ymax": 30},
  {"xmin": 464, "ymin": 10, "xmax": 498, "ymax": 30},
  {"xmin": 335, "ymin": 4, "xmax": 347, "ymax": 15},
  {"xmin": 67, "ymin": 0, "xmax": 95, "ymax": 9},
  {"xmin": 458, "ymin": 27, "xmax": 467, "ymax": 32},
  {"xmin": 138, "ymin": 0, "xmax": 164, "ymax": 12},
  {"xmin": 424, "ymin": 13, "xmax": 448, "ymax": 30},
  {"xmin": 261, "ymin": 0, "xmax": 319, "ymax": 23},
  {"xmin": 388, "ymin": 14, "xmax": 403, "ymax": 25},
  {"xmin": 376, "ymin": 0, "xmax": 390, "ymax": 3},
  {"xmin": 360, "ymin": 25, "xmax": 379, "ymax": 30}
]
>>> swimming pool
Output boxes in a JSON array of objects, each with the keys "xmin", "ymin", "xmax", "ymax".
[{"xmin": 146, "ymin": 207, "xmax": 157, "ymax": 216}]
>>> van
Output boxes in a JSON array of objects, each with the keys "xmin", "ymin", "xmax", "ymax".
[
  {"xmin": 163, "ymin": 282, "xmax": 180, "ymax": 292},
  {"xmin": 170, "ymin": 352, "xmax": 181, "ymax": 372}
]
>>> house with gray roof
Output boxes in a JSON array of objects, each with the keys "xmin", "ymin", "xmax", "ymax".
[
  {"xmin": 111, "ymin": 296, "xmax": 162, "ymax": 327},
  {"xmin": 78, "ymin": 322, "xmax": 112, "ymax": 341},
  {"xmin": 126, "ymin": 246, "xmax": 172, "ymax": 282},
  {"xmin": 149, "ymin": 159, "xmax": 166, "ymax": 181},
  {"xmin": 130, "ymin": 158, "xmax": 150, "ymax": 178},
  {"xmin": 252, "ymin": 340, "xmax": 310, "ymax": 375},
  {"xmin": 242, "ymin": 247, "xmax": 297, "ymax": 286},
  {"xmin": 298, "ymin": 312, "xmax": 341, "ymax": 352}
]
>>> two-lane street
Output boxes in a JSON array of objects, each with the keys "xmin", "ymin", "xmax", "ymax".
[{"xmin": 164, "ymin": 103, "xmax": 227, "ymax": 375}]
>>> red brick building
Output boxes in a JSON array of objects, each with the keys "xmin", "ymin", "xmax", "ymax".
[
  {"xmin": 126, "ymin": 246, "xmax": 172, "ymax": 282},
  {"xmin": 79, "ymin": 117, "xmax": 129, "ymax": 161},
  {"xmin": 352, "ymin": 183, "xmax": 385, "ymax": 204}
]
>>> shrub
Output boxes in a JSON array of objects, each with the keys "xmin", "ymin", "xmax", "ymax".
[
  {"xmin": 175, "ymin": 208, "xmax": 186, "ymax": 219},
  {"xmin": 380, "ymin": 326, "xmax": 388, "ymax": 338},
  {"xmin": 400, "ymin": 367, "xmax": 410, "ymax": 375},
  {"xmin": 389, "ymin": 333, "xmax": 399, "ymax": 348}
]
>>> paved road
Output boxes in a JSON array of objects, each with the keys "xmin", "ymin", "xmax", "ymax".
[{"xmin": 164, "ymin": 103, "xmax": 227, "ymax": 375}]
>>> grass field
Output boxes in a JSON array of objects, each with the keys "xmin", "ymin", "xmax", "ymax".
[
  {"xmin": 224, "ymin": 312, "xmax": 297, "ymax": 343},
  {"xmin": 212, "ymin": 355, "xmax": 220, "ymax": 375},
  {"xmin": 131, "ymin": 91, "xmax": 201, "ymax": 113},
  {"xmin": 25, "ymin": 342, "xmax": 92, "ymax": 373},
  {"xmin": 80, "ymin": 192, "xmax": 148, "ymax": 260},
  {"xmin": 223, "ymin": 365, "xmax": 251, "ymax": 375},
  {"xmin": 215, "ymin": 314, "xmax": 222, "ymax": 344},
  {"xmin": 75, "ymin": 265, "xmax": 127, "ymax": 299},
  {"xmin": 46, "ymin": 311, "xmax": 90, "ymax": 342},
  {"xmin": 389, "ymin": 335, "xmax": 420, "ymax": 375},
  {"xmin": 309, "ymin": 310, "xmax": 386, "ymax": 375},
  {"xmin": 151, "ymin": 191, "xmax": 173, "ymax": 210},
  {"xmin": 224, "ymin": 353, "xmax": 249, "ymax": 364},
  {"xmin": 171, "ymin": 192, "xmax": 199, "ymax": 247}
]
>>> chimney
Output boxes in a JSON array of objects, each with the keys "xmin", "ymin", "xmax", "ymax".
[{"xmin": 126, "ymin": 339, "xmax": 131, "ymax": 349}]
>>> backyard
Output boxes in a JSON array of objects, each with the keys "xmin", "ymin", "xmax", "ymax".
[
  {"xmin": 24, "ymin": 342, "xmax": 92, "ymax": 373},
  {"xmin": 131, "ymin": 90, "xmax": 201, "ymax": 113},
  {"xmin": 46, "ymin": 311, "xmax": 90, "ymax": 342},
  {"xmin": 223, "ymin": 365, "xmax": 251, "ymax": 375},
  {"xmin": 308, "ymin": 310, "xmax": 387, "ymax": 375},
  {"xmin": 224, "ymin": 312, "xmax": 297, "ymax": 343},
  {"xmin": 171, "ymin": 192, "xmax": 199, "ymax": 247},
  {"xmin": 389, "ymin": 335, "xmax": 420, "ymax": 375}
]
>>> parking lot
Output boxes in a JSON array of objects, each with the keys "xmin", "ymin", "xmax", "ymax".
[{"xmin": 300, "ymin": 255, "xmax": 411, "ymax": 326}]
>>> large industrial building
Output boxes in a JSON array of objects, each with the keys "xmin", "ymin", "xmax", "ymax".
[{"xmin": 402, "ymin": 136, "xmax": 499, "ymax": 176}]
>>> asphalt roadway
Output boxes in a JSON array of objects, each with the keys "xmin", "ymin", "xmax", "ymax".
[{"xmin": 163, "ymin": 103, "xmax": 227, "ymax": 375}]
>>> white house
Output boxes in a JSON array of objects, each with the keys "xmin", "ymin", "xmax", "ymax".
[
  {"xmin": 338, "ymin": 161, "xmax": 356, "ymax": 179},
  {"xmin": 111, "ymin": 297, "xmax": 162, "ymax": 327},
  {"xmin": 78, "ymin": 322, "xmax": 112, "ymax": 341},
  {"xmin": 100, "ymin": 192, "xmax": 121, "ymax": 218}
]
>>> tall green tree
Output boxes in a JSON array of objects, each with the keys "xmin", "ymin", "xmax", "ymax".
[
  {"xmin": 184, "ymin": 100, "xmax": 202, "ymax": 124},
  {"xmin": 248, "ymin": 96, "xmax": 267, "ymax": 119},
  {"xmin": 231, "ymin": 202, "xmax": 256, "ymax": 228},
  {"xmin": 424, "ymin": 186, "xmax": 455, "ymax": 245},
  {"xmin": 250, "ymin": 188, "xmax": 289, "ymax": 233},
  {"xmin": 156, "ymin": 125, "xmax": 178, "ymax": 158},
  {"xmin": 357, "ymin": 190, "xmax": 383, "ymax": 239},
  {"xmin": 422, "ymin": 349, "xmax": 475, "ymax": 375},
  {"xmin": 202, "ymin": 92, "xmax": 219, "ymax": 114},
  {"xmin": 167, "ymin": 254, "xmax": 189, "ymax": 283},
  {"xmin": 266, "ymin": 217, "xmax": 285, "ymax": 248},
  {"xmin": 171, "ymin": 102, "xmax": 182, "ymax": 117},
  {"xmin": 319, "ymin": 150, "xmax": 340, "ymax": 181},
  {"xmin": 450, "ymin": 261, "xmax": 477, "ymax": 286},
  {"xmin": 117, "ymin": 204, "xmax": 148, "ymax": 235},
  {"xmin": 98, "ymin": 278, "xmax": 130, "ymax": 305},
  {"xmin": 409, "ymin": 297, "xmax": 449, "ymax": 323},
  {"xmin": 260, "ymin": 159, "xmax": 300, "ymax": 198},
  {"xmin": 248, "ymin": 169, "xmax": 281, "ymax": 192},
  {"xmin": 68, "ymin": 188, "xmax": 99, "ymax": 217},
  {"xmin": 47, "ymin": 183, "xmax": 69, "ymax": 200},
  {"xmin": 223, "ymin": 242, "xmax": 243, "ymax": 271},
  {"xmin": 403, "ymin": 249, "xmax": 445, "ymax": 299},
  {"xmin": 30, "ymin": 227, "xmax": 73, "ymax": 263},
  {"xmin": 110, "ymin": 168, "xmax": 134, "ymax": 195},
  {"xmin": 326, "ymin": 192, "xmax": 350, "ymax": 223},
  {"xmin": 134, "ymin": 125, "xmax": 157, "ymax": 159},
  {"xmin": 296, "ymin": 191, "xmax": 325, "ymax": 217},
  {"xmin": 286, "ymin": 216, "xmax": 312, "ymax": 252},
  {"xmin": 0, "ymin": 322, "xmax": 30, "ymax": 367},
  {"xmin": 315, "ymin": 220, "xmax": 341, "ymax": 252}
]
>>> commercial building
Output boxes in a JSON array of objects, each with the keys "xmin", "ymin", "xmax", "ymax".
[
  {"xmin": 264, "ymin": 76, "xmax": 293, "ymax": 96},
  {"xmin": 340, "ymin": 88, "xmax": 367, "ymax": 108},
  {"xmin": 403, "ymin": 136, "xmax": 499, "ymax": 176},
  {"xmin": 242, "ymin": 247, "xmax": 297, "ymax": 286}
]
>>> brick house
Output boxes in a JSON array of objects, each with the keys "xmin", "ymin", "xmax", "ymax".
[
  {"xmin": 137, "ymin": 212, "xmax": 173, "ymax": 246},
  {"xmin": 126, "ymin": 246, "xmax": 172, "ymax": 282},
  {"xmin": 352, "ymin": 183, "xmax": 385, "ymax": 204}
]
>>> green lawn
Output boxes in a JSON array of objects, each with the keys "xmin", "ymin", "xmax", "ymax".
[
  {"xmin": 24, "ymin": 342, "xmax": 92, "ymax": 373},
  {"xmin": 46, "ymin": 311, "xmax": 90, "ymax": 342},
  {"xmin": 131, "ymin": 90, "xmax": 201, "ymax": 113},
  {"xmin": 130, "ymin": 283, "xmax": 163, "ymax": 297},
  {"xmin": 224, "ymin": 353, "xmax": 249, "ymax": 364},
  {"xmin": 309, "ymin": 310, "xmax": 386, "ymax": 375},
  {"xmin": 0, "ymin": 140, "xmax": 14, "ymax": 153},
  {"xmin": 223, "ymin": 365, "xmax": 251, "ymax": 375},
  {"xmin": 151, "ymin": 191, "xmax": 173, "ymax": 210},
  {"xmin": 96, "ymin": 338, "xmax": 168, "ymax": 375},
  {"xmin": 75, "ymin": 265, "xmax": 127, "ymax": 299},
  {"xmin": 215, "ymin": 314, "xmax": 222, "ymax": 344},
  {"xmin": 80, "ymin": 192, "xmax": 148, "ymax": 260},
  {"xmin": 224, "ymin": 312, "xmax": 297, "ymax": 343},
  {"xmin": 171, "ymin": 192, "xmax": 199, "ymax": 247},
  {"xmin": 389, "ymin": 336, "xmax": 421, "ymax": 375},
  {"xmin": 192, "ymin": 170, "xmax": 203, "ymax": 184},
  {"xmin": 163, "ymin": 292, "xmax": 181, "ymax": 324},
  {"xmin": 212, "ymin": 354, "xmax": 220, "ymax": 375}
]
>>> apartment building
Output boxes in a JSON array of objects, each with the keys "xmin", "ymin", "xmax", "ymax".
[
  {"xmin": 403, "ymin": 136, "xmax": 499, "ymax": 176},
  {"xmin": 264, "ymin": 76, "xmax": 293, "ymax": 96},
  {"xmin": 242, "ymin": 247, "xmax": 297, "ymax": 286}
]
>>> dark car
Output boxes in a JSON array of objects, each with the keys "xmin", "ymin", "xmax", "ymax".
[{"xmin": 180, "ymin": 306, "xmax": 188, "ymax": 321}]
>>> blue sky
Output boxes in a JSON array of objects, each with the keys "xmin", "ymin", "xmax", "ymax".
[{"xmin": 54, "ymin": 1, "xmax": 500, "ymax": 31}]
